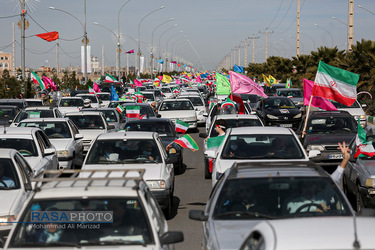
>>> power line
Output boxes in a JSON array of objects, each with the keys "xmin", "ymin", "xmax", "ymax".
[
  {"xmin": 27, "ymin": 13, "xmax": 48, "ymax": 32},
  {"xmin": 271, "ymin": 0, "xmax": 294, "ymax": 31},
  {"xmin": 266, "ymin": 0, "xmax": 285, "ymax": 29},
  {"xmin": 0, "ymin": 14, "xmax": 19, "ymax": 19}
]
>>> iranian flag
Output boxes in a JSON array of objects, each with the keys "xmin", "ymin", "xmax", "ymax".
[
  {"xmin": 173, "ymin": 134, "xmax": 199, "ymax": 151},
  {"xmin": 312, "ymin": 61, "xmax": 360, "ymax": 106},
  {"xmin": 354, "ymin": 119, "xmax": 375, "ymax": 158},
  {"xmin": 31, "ymin": 71, "xmax": 47, "ymax": 90},
  {"xmin": 116, "ymin": 105, "xmax": 124, "ymax": 113},
  {"xmin": 134, "ymin": 90, "xmax": 144, "ymax": 103},
  {"xmin": 221, "ymin": 97, "xmax": 235, "ymax": 109},
  {"xmin": 105, "ymin": 74, "xmax": 118, "ymax": 83},
  {"xmin": 175, "ymin": 119, "xmax": 189, "ymax": 133},
  {"xmin": 89, "ymin": 86, "xmax": 96, "ymax": 94},
  {"xmin": 126, "ymin": 106, "xmax": 140, "ymax": 118}
]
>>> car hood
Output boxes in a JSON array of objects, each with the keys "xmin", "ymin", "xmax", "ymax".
[
  {"xmin": 356, "ymin": 158, "xmax": 375, "ymax": 176},
  {"xmin": 49, "ymin": 139, "xmax": 72, "ymax": 151},
  {"xmin": 212, "ymin": 220, "xmax": 260, "ymax": 249},
  {"xmin": 305, "ymin": 133, "xmax": 356, "ymax": 145},
  {"xmin": 158, "ymin": 110, "xmax": 196, "ymax": 119},
  {"xmin": 78, "ymin": 129, "xmax": 105, "ymax": 140},
  {"xmin": 82, "ymin": 163, "xmax": 164, "ymax": 180},
  {"xmin": 0, "ymin": 189, "xmax": 24, "ymax": 216},
  {"xmin": 261, "ymin": 217, "xmax": 375, "ymax": 250},
  {"xmin": 58, "ymin": 106, "xmax": 81, "ymax": 115}
]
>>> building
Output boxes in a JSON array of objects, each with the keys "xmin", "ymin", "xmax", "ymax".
[
  {"xmin": 91, "ymin": 56, "xmax": 100, "ymax": 73},
  {"xmin": 0, "ymin": 51, "xmax": 13, "ymax": 76}
]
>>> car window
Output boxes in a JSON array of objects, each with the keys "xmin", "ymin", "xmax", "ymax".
[
  {"xmin": 122, "ymin": 105, "xmax": 155, "ymax": 119},
  {"xmin": 264, "ymin": 98, "xmax": 295, "ymax": 109},
  {"xmin": 14, "ymin": 154, "xmax": 32, "ymax": 189},
  {"xmin": 14, "ymin": 110, "xmax": 55, "ymax": 123},
  {"xmin": 307, "ymin": 117, "xmax": 356, "ymax": 133},
  {"xmin": 0, "ymin": 139, "xmax": 38, "ymax": 157},
  {"xmin": 54, "ymin": 109, "xmax": 63, "ymax": 118},
  {"xmin": 59, "ymin": 98, "xmax": 84, "ymax": 107},
  {"xmin": 159, "ymin": 101, "xmax": 194, "ymax": 111},
  {"xmin": 0, "ymin": 108, "xmax": 18, "ymax": 119},
  {"xmin": 78, "ymin": 95, "xmax": 98, "ymax": 103},
  {"xmin": 20, "ymin": 122, "xmax": 72, "ymax": 139},
  {"xmin": 67, "ymin": 115, "xmax": 105, "ymax": 129},
  {"xmin": 277, "ymin": 90, "xmax": 302, "ymax": 98},
  {"xmin": 97, "ymin": 94, "xmax": 111, "ymax": 101},
  {"xmin": 8, "ymin": 198, "xmax": 153, "ymax": 247},
  {"xmin": 213, "ymin": 177, "xmax": 351, "ymax": 219},
  {"xmin": 125, "ymin": 122, "xmax": 174, "ymax": 137},
  {"xmin": 142, "ymin": 93, "xmax": 155, "ymax": 101},
  {"xmin": 100, "ymin": 110, "xmax": 118, "ymax": 123},
  {"xmin": 184, "ymin": 97, "xmax": 204, "ymax": 106},
  {"xmin": 331, "ymin": 101, "xmax": 360, "ymax": 108},
  {"xmin": 68, "ymin": 120, "xmax": 79, "ymax": 136},
  {"xmin": 221, "ymin": 134, "xmax": 305, "ymax": 159},
  {"xmin": 0, "ymin": 158, "xmax": 20, "ymax": 189},
  {"xmin": 145, "ymin": 189, "xmax": 166, "ymax": 234},
  {"xmin": 36, "ymin": 131, "xmax": 52, "ymax": 148}
]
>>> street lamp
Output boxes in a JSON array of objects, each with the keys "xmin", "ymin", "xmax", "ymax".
[
  {"xmin": 314, "ymin": 23, "xmax": 334, "ymax": 48},
  {"xmin": 50, "ymin": 2, "xmax": 88, "ymax": 84},
  {"xmin": 332, "ymin": 16, "xmax": 347, "ymax": 26},
  {"xmin": 117, "ymin": 0, "xmax": 132, "ymax": 79},
  {"xmin": 151, "ymin": 18, "xmax": 174, "ymax": 78},
  {"xmin": 165, "ymin": 31, "xmax": 183, "ymax": 72},
  {"xmin": 137, "ymin": 6, "xmax": 165, "ymax": 76},
  {"xmin": 358, "ymin": 5, "xmax": 375, "ymax": 16}
]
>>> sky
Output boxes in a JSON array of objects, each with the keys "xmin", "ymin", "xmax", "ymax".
[{"xmin": 0, "ymin": 0, "xmax": 375, "ymax": 72}]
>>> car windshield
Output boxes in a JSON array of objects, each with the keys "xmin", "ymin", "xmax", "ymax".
[
  {"xmin": 125, "ymin": 122, "xmax": 174, "ymax": 137},
  {"xmin": 221, "ymin": 134, "xmax": 304, "ymax": 159},
  {"xmin": 213, "ymin": 177, "xmax": 352, "ymax": 219},
  {"xmin": 183, "ymin": 97, "xmax": 204, "ymax": 106},
  {"xmin": 0, "ymin": 158, "xmax": 20, "ymax": 189},
  {"xmin": 277, "ymin": 90, "xmax": 302, "ymax": 98},
  {"xmin": 264, "ymin": 98, "xmax": 296, "ymax": 109},
  {"xmin": 209, "ymin": 119, "xmax": 263, "ymax": 137},
  {"xmin": 0, "ymin": 108, "xmax": 17, "ymax": 119},
  {"xmin": 19, "ymin": 122, "xmax": 72, "ymax": 139},
  {"xmin": 86, "ymin": 139, "xmax": 162, "ymax": 164},
  {"xmin": 66, "ymin": 115, "xmax": 105, "ymax": 129},
  {"xmin": 306, "ymin": 117, "xmax": 356, "ymax": 134},
  {"xmin": 97, "ymin": 94, "xmax": 111, "ymax": 101},
  {"xmin": 14, "ymin": 110, "xmax": 55, "ymax": 123},
  {"xmin": 59, "ymin": 99, "xmax": 84, "ymax": 107},
  {"xmin": 0, "ymin": 139, "xmax": 38, "ymax": 157},
  {"xmin": 159, "ymin": 101, "xmax": 194, "ymax": 111},
  {"xmin": 331, "ymin": 101, "xmax": 360, "ymax": 109},
  {"xmin": 100, "ymin": 110, "xmax": 118, "ymax": 123},
  {"xmin": 9, "ymin": 198, "xmax": 153, "ymax": 247}
]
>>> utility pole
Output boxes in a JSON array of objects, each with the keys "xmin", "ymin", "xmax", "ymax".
[
  {"xmin": 347, "ymin": 0, "xmax": 354, "ymax": 52},
  {"xmin": 20, "ymin": 0, "xmax": 26, "ymax": 89},
  {"xmin": 12, "ymin": 22, "xmax": 15, "ymax": 77},
  {"xmin": 296, "ymin": 0, "xmax": 301, "ymax": 56},
  {"xmin": 101, "ymin": 45, "xmax": 104, "ymax": 76},
  {"xmin": 248, "ymin": 35, "xmax": 260, "ymax": 63},
  {"xmin": 56, "ymin": 41, "xmax": 59, "ymax": 75},
  {"xmin": 244, "ymin": 40, "xmax": 248, "ymax": 67},
  {"xmin": 260, "ymin": 29, "xmax": 273, "ymax": 62}
]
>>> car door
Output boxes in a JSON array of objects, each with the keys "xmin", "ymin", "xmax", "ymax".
[
  {"xmin": 68, "ymin": 120, "xmax": 84, "ymax": 166},
  {"xmin": 35, "ymin": 131, "xmax": 58, "ymax": 172},
  {"xmin": 13, "ymin": 153, "xmax": 33, "ymax": 214}
]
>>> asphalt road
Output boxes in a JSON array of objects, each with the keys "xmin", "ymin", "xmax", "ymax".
[{"xmin": 167, "ymin": 129, "xmax": 211, "ymax": 250}]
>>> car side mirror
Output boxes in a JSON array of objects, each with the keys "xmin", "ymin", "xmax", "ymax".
[
  {"xmin": 204, "ymin": 150, "xmax": 217, "ymax": 159},
  {"xmin": 107, "ymin": 125, "xmax": 115, "ymax": 130},
  {"xmin": 75, "ymin": 134, "xmax": 84, "ymax": 140},
  {"xmin": 308, "ymin": 149, "xmax": 321, "ymax": 158},
  {"xmin": 43, "ymin": 147, "xmax": 56, "ymax": 156},
  {"xmin": 199, "ymin": 132, "xmax": 208, "ymax": 138},
  {"xmin": 189, "ymin": 210, "xmax": 208, "ymax": 221},
  {"xmin": 160, "ymin": 231, "xmax": 184, "ymax": 245}
]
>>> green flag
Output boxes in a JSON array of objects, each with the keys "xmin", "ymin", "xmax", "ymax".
[
  {"xmin": 286, "ymin": 78, "xmax": 291, "ymax": 88},
  {"xmin": 215, "ymin": 73, "xmax": 231, "ymax": 95},
  {"xmin": 207, "ymin": 136, "xmax": 225, "ymax": 149}
]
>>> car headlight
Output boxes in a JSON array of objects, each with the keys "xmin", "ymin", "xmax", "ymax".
[
  {"xmin": 306, "ymin": 145, "xmax": 325, "ymax": 151},
  {"xmin": 146, "ymin": 180, "xmax": 166, "ymax": 189},
  {"xmin": 266, "ymin": 114, "xmax": 278, "ymax": 119},
  {"xmin": 0, "ymin": 215, "xmax": 16, "ymax": 226},
  {"xmin": 57, "ymin": 150, "xmax": 70, "ymax": 158},
  {"xmin": 365, "ymin": 178, "xmax": 375, "ymax": 187},
  {"xmin": 293, "ymin": 113, "xmax": 302, "ymax": 118}
]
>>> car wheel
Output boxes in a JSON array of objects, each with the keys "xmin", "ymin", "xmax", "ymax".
[{"xmin": 356, "ymin": 184, "xmax": 364, "ymax": 213}]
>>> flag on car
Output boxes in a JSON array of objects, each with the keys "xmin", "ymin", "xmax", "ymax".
[
  {"xmin": 215, "ymin": 73, "xmax": 231, "ymax": 95},
  {"xmin": 110, "ymin": 85, "xmax": 119, "ymax": 101},
  {"xmin": 286, "ymin": 78, "xmax": 292, "ymax": 88},
  {"xmin": 207, "ymin": 136, "xmax": 225, "ymax": 149},
  {"xmin": 303, "ymin": 79, "xmax": 337, "ymax": 111},
  {"xmin": 262, "ymin": 74, "xmax": 271, "ymax": 87},
  {"xmin": 88, "ymin": 86, "xmax": 96, "ymax": 94},
  {"xmin": 221, "ymin": 97, "xmax": 235, "ymax": 109},
  {"xmin": 42, "ymin": 76, "xmax": 57, "ymax": 90},
  {"xmin": 173, "ymin": 134, "xmax": 199, "ymax": 151},
  {"xmin": 31, "ymin": 71, "xmax": 46, "ymax": 90},
  {"xmin": 134, "ymin": 90, "xmax": 144, "ymax": 103},
  {"xmin": 269, "ymin": 75, "xmax": 278, "ymax": 85},
  {"xmin": 162, "ymin": 74, "xmax": 172, "ymax": 83},
  {"xmin": 105, "ymin": 74, "xmax": 118, "ymax": 83},
  {"xmin": 229, "ymin": 71, "xmax": 267, "ymax": 98},
  {"xmin": 175, "ymin": 119, "xmax": 189, "ymax": 133},
  {"xmin": 116, "ymin": 105, "xmax": 124, "ymax": 113},
  {"xmin": 126, "ymin": 106, "xmax": 140, "ymax": 118},
  {"xmin": 93, "ymin": 82, "xmax": 101, "ymax": 93},
  {"xmin": 134, "ymin": 78, "xmax": 143, "ymax": 87},
  {"xmin": 354, "ymin": 119, "xmax": 375, "ymax": 158},
  {"xmin": 312, "ymin": 61, "xmax": 360, "ymax": 106}
]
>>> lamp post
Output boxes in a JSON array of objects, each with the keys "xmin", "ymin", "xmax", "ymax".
[
  {"xmin": 314, "ymin": 23, "xmax": 334, "ymax": 48},
  {"xmin": 171, "ymin": 36, "xmax": 188, "ymax": 70},
  {"xmin": 137, "ymin": 6, "xmax": 165, "ymax": 76},
  {"xmin": 358, "ymin": 5, "xmax": 375, "ymax": 16},
  {"xmin": 117, "ymin": 0, "xmax": 132, "ymax": 79},
  {"xmin": 151, "ymin": 18, "xmax": 174, "ymax": 78},
  {"xmin": 50, "ymin": 2, "xmax": 88, "ymax": 84},
  {"xmin": 332, "ymin": 16, "xmax": 347, "ymax": 26},
  {"xmin": 165, "ymin": 31, "xmax": 183, "ymax": 72}
]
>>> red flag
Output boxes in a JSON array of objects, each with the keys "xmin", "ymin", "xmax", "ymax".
[
  {"xmin": 36, "ymin": 31, "xmax": 59, "ymax": 42},
  {"xmin": 134, "ymin": 79, "xmax": 143, "ymax": 87},
  {"xmin": 126, "ymin": 49, "xmax": 134, "ymax": 54}
]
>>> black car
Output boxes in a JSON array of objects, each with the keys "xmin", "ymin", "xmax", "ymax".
[
  {"xmin": 254, "ymin": 96, "xmax": 302, "ymax": 130},
  {"xmin": 296, "ymin": 110, "xmax": 357, "ymax": 173},
  {"xmin": 123, "ymin": 118, "xmax": 184, "ymax": 174}
]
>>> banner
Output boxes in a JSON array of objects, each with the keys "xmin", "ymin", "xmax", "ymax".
[{"xmin": 81, "ymin": 45, "xmax": 92, "ymax": 74}]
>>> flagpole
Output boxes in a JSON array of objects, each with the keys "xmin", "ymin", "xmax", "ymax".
[{"xmin": 302, "ymin": 95, "xmax": 314, "ymax": 138}]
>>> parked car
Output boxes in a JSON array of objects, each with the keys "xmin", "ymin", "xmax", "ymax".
[
  {"xmin": 190, "ymin": 161, "xmax": 354, "ymax": 250},
  {"xmin": 275, "ymin": 88, "xmax": 304, "ymax": 109},
  {"xmin": 64, "ymin": 111, "xmax": 115, "ymax": 154},
  {"xmin": 18, "ymin": 118, "xmax": 84, "ymax": 170},
  {"xmin": 0, "ymin": 127, "xmax": 58, "ymax": 176},
  {"xmin": 254, "ymin": 96, "xmax": 302, "ymax": 130},
  {"xmin": 82, "ymin": 131, "xmax": 176, "ymax": 218},
  {"xmin": 296, "ymin": 110, "xmax": 357, "ymax": 173},
  {"xmin": 124, "ymin": 118, "xmax": 184, "ymax": 174},
  {"xmin": 57, "ymin": 97, "xmax": 84, "ymax": 115},
  {"xmin": 10, "ymin": 107, "xmax": 62, "ymax": 127},
  {"xmin": 0, "ymin": 149, "xmax": 34, "ymax": 237},
  {"xmin": 158, "ymin": 99, "xmax": 197, "ymax": 132},
  {"xmin": 4, "ymin": 169, "xmax": 184, "ymax": 248},
  {"xmin": 331, "ymin": 100, "xmax": 367, "ymax": 127}
]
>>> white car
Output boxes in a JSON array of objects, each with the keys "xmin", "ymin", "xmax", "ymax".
[
  {"xmin": 4, "ymin": 169, "xmax": 184, "ymax": 248},
  {"xmin": 96, "ymin": 92, "xmax": 111, "ymax": 107},
  {"xmin": 331, "ymin": 100, "xmax": 367, "ymax": 127},
  {"xmin": 18, "ymin": 118, "xmax": 84, "ymax": 170},
  {"xmin": 0, "ymin": 127, "xmax": 58, "ymax": 176},
  {"xmin": 76, "ymin": 93, "xmax": 103, "ymax": 108},
  {"xmin": 178, "ymin": 93, "xmax": 207, "ymax": 125},
  {"xmin": 57, "ymin": 97, "xmax": 84, "ymax": 115},
  {"xmin": 157, "ymin": 99, "xmax": 197, "ymax": 131},
  {"xmin": 0, "ymin": 149, "xmax": 33, "ymax": 237},
  {"xmin": 208, "ymin": 127, "xmax": 311, "ymax": 186},
  {"xmin": 159, "ymin": 86, "xmax": 174, "ymax": 99},
  {"xmin": 10, "ymin": 107, "xmax": 62, "ymax": 127},
  {"xmin": 64, "ymin": 111, "xmax": 114, "ymax": 154},
  {"xmin": 82, "ymin": 131, "xmax": 175, "ymax": 219}
]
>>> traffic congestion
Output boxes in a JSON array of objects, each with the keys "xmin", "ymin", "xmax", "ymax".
[{"xmin": 0, "ymin": 70, "xmax": 373, "ymax": 250}]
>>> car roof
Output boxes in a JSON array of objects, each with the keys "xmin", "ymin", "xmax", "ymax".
[
  {"xmin": 0, "ymin": 148, "xmax": 18, "ymax": 158},
  {"xmin": 228, "ymin": 161, "xmax": 328, "ymax": 179},
  {"xmin": 214, "ymin": 114, "xmax": 260, "ymax": 120},
  {"xmin": 0, "ymin": 127, "xmax": 38, "ymax": 137},
  {"xmin": 61, "ymin": 97, "xmax": 84, "ymax": 100},
  {"xmin": 23, "ymin": 106, "xmax": 55, "ymax": 110},
  {"xmin": 309, "ymin": 110, "xmax": 353, "ymax": 117},
  {"xmin": 0, "ymin": 105, "xmax": 20, "ymax": 109},
  {"xmin": 19, "ymin": 118, "xmax": 70, "ymax": 123},
  {"xmin": 65, "ymin": 111, "xmax": 103, "ymax": 116},
  {"xmin": 79, "ymin": 108, "xmax": 116, "ymax": 111},
  {"xmin": 229, "ymin": 126, "xmax": 293, "ymax": 135},
  {"xmin": 125, "ymin": 117, "xmax": 172, "ymax": 124},
  {"xmin": 162, "ymin": 98, "xmax": 190, "ymax": 102},
  {"xmin": 122, "ymin": 102, "xmax": 150, "ymax": 106},
  {"xmin": 96, "ymin": 131, "xmax": 156, "ymax": 140}
]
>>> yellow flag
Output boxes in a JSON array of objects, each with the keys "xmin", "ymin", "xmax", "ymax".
[
  {"xmin": 269, "ymin": 75, "xmax": 278, "ymax": 85},
  {"xmin": 162, "ymin": 74, "xmax": 172, "ymax": 83},
  {"xmin": 262, "ymin": 74, "xmax": 271, "ymax": 87}
]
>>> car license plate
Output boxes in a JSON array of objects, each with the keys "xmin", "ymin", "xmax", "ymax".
[
  {"xmin": 329, "ymin": 154, "xmax": 343, "ymax": 159},
  {"xmin": 280, "ymin": 124, "xmax": 292, "ymax": 128}
]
